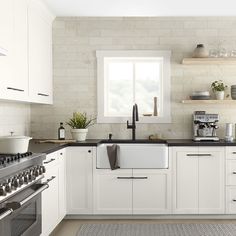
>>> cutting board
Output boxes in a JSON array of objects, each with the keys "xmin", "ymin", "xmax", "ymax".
[{"xmin": 37, "ymin": 139, "xmax": 76, "ymax": 144}]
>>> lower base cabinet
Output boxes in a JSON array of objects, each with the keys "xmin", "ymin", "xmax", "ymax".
[
  {"xmin": 172, "ymin": 147, "xmax": 225, "ymax": 214},
  {"xmin": 93, "ymin": 169, "xmax": 171, "ymax": 215},
  {"xmin": 66, "ymin": 147, "xmax": 94, "ymax": 214},
  {"xmin": 41, "ymin": 149, "xmax": 66, "ymax": 236}
]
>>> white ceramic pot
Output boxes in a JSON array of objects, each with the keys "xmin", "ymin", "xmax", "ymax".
[
  {"xmin": 0, "ymin": 136, "xmax": 32, "ymax": 154},
  {"xmin": 215, "ymin": 91, "xmax": 225, "ymax": 100},
  {"xmin": 71, "ymin": 129, "xmax": 88, "ymax": 141}
]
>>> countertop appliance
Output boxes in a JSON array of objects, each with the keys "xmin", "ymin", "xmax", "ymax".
[
  {"xmin": 0, "ymin": 152, "xmax": 48, "ymax": 236},
  {"xmin": 193, "ymin": 111, "xmax": 219, "ymax": 141}
]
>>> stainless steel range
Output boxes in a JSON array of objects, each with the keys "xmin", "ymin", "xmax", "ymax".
[{"xmin": 0, "ymin": 152, "xmax": 48, "ymax": 236}]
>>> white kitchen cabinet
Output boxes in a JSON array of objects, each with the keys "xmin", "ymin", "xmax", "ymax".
[
  {"xmin": 41, "ymin": 152, "xmax": 59, "ymax": 236},
  {"xmin": 2, "ymin": 0, "xmax": 29, "ymax": 101},
  {"xmin": 172, "ymin": 146, "xmax": 225, "ymax": 214},
  {"xmin": 0, "ymin": 0, "xmax": 13, "ymax": 52},
  {"xmin": 58, "ymin": 148, "xmax": 67, "ymax": 221},
  {"xmin": 41, "ymin": 150, "xmax": 66, "ymax": 236},
  {"xmin": 93, "ymin": 169, "xmax": 133, "ymax": 215},
  {"xmin": 94, "ymin": 168, "xmax": 171, "ymax": 215},
  {"xmin": 133, "ymin": 169, "xmax": 171, "ymax": 214},
  {"xmin": 0, "ymin": 0, "xmax": 14, "ymax": 95},
  {"xmin": 28, "ymin": 0, "xmax": 54, "ymax": 104},
  {"xmin": 66, "ymin": 147, "xmax": 94, "ymax": 214}
]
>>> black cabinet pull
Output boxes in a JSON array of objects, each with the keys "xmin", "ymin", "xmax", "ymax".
[
  {"xmin": 133, "ymin": 177, "xmax": 148, "ymax": 179},
  {"xmin": 187, "ymin": 154, "xmax": 212, "ymax": 157},
  {"xmin": 7, "ymin": 87, "xmax": 24, "ymax": 92},
  {"xmin": 37, "ymin": 93, "xmax": 49, "ymax": 97},
  {"xmin": 43, "ymin": 158, "xmax": 55, "ymax": 164},
  {"xmin": 232, "ymin": 152, "xmax": 236, "ymax": 154},
  {"xmin": 88, "ymin": 150, "xmax": 91, "ymax": 153},
  {"xmin": 233, "ymin": 172, "xmax": 236, "ymax": 175},
  {"xmin": 117, "ymin": 177, "xmax": 133, "ymax": 179}
]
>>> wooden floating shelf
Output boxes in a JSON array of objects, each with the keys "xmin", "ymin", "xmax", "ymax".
[
  {"xmin": 182, "ymin": 100, "xmax": 236, "ymax": 104},
  {"xmin": 182, "ymin": 58, "xmax": 236, "ymax": 65}
]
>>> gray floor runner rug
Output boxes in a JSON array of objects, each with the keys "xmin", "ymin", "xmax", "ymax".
[{"xmin": 77, "ymin": 223, "xmax": 236, "ymax": 236}]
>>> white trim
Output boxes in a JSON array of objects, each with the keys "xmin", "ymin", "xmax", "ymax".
[{"xmin": 96, "ymin": 50, "xmax": 171, "ymax": 124}]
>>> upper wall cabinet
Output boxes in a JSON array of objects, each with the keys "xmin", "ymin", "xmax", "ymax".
[
  {"xmin": 2, "ymin": 0, "xmax": 29, "ymax": 101},
  {"xmin": 0, "ymin": 0, "xmax": 54, "ymax": 104},
  {"xmin": 28, "ymin": 0, "xmax": 54, "ymax": 104}
]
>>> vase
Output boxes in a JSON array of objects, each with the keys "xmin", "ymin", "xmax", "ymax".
[
  {"xmin": 71, "ymin": 129, "xmax": 88, "ymax": 141},
  {"xmin": 193, "ymin": 44, "xmax": 209, "ymax": 58},
  {"xmin": 153, "ymin": 97, "xmax": 158, "ymax": 116},
  {"xmin": 215, "ymin": 91, "xmax": 225, "ymax": 100}
]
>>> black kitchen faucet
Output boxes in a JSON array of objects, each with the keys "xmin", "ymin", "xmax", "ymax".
[{"xmin": 127, "ymin": 103, "xmax": 139, "ymax": 140}]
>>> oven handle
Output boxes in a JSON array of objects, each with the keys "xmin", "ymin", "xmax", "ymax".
[
  {"xmin": 0, "ymin": 208, "xmax": 13, "ymax": 220},
  {"xmin": 20, "ymin": 183, "xmax": 49, "ymax": 206}
]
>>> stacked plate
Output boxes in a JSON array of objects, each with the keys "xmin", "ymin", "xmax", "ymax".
[
  {"xmin": 190, "ymin": 91, "xmax": 210, "ymax": 100},
  {"xmin": 231, "ymin": 85, "xmax": 236, "ymax": 100}
]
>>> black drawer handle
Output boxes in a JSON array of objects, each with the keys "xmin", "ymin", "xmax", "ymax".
[
  {"xmin": 38, "ymin": 93, "xmax": 49, "ymax": 97},
  {"xmin": 233, "ymin": 199, "xmax": 236, "ymax": 202},
  {"xmin": 233, "ymin": 172, "xmax": 236, "ymax": 174},
  {"xmin": 43, "ymin": 158, "xmax": 55, "ymax": 164},
  {"xmin": 232, "ymin": 152, "xmax": 236, "ymax": 154},
  {"xmin": 187, "ymin": 154, "xmax": 212, "ymax": 157},
  {"xmin": 7, "ymin": 87, "xmax": 24, "ymax": 92},
  {"xmin": 88, "ymin": 150, "xmax": 91, "ymax": 153},
  {"xmin": 133, "ymin": 177, "xmax": 148, "ymax": 179},
  {"xmin": 117, "ymin": 177, "xmax": 133, "ymax": 179}
]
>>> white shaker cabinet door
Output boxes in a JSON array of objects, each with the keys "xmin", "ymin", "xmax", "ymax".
[
  {"xmin": 0, "ymin": 0, "xmax": 13, "ymax": 96},
  {"xmin": 66, "ymin": 147, "xmax": 94, "ymax": 214},
  {"xmin": 198, "ymin": 147, "xmax": 225, "ymax": 214},
  {"xmin": 93, "ymin": 169, "xmax": 133, "ymax": 215},
  {"xmin": 58, "ymin": 149, "xmax": 67, "ymax": 221},
  {"xmin": 41, "ymin": 158, "xmax": 59, "ymax": 236},
  {"xmin": 4, "ymin": 0, "xmax": 28, "ymax": 101},
  {"xmin": 172, "ymin": 147, "xmax": 199, "ymax": 214},
  {"xmin": 132, "ymin": 169, "xmax": 171, "ymax": 214},
  {"xmin": 28, "ymin": 0, "xmax": 53, "ymax": 104}
]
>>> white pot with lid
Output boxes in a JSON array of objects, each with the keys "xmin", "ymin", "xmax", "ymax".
[{"xmin": 0, "ymin": 135, "xmax": 32, "ymax": 154}]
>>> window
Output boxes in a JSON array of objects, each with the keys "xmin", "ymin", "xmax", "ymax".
[{"xmin": 96, "ymin": 50, "xmax": 171, "ymax": 123}]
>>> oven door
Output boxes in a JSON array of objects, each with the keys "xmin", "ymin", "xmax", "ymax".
[{"xmin": 0, "ymin": 183, "xmax": 48, "ymax": 236}]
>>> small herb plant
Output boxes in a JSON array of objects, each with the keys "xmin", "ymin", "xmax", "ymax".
[
  {"xmin": 67, "ymin": 112, "xmax": 96, "ymax": 129},
  {"xmin": 211, "ymin": 80, "xmax": 227, "ymax": 92}
]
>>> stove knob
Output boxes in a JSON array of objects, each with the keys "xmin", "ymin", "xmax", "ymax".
[
  {"xmin": 18, "ymin": 175, "xmax": 24, "ymax": 186},
  {"xmin": 12, "ymin": 178, "xmax": 19, "ymax": 188},
  {"xmin": 33, "ymin": 169, "xmax": 39, "ymax": 177},
  {"xmin": 23, "ymin": 173, "xmax": 29, "ymax": 184},
  {"xmin": 17, "ymin": 153, "xmax": 21, "ymax": 159},
  {"xmin": 0, "ymin": 185, "xmax": 6, "ymax": 196},
  {"xmin": 28, "ymin": 152, "xmax": 32, "ymax": 155},
  {"xmin": 41, "ymin": 166, "xmax": 46, "ymax": 173},
  {"xmin": 5, "ymin": 182, "xmax": 12, "ymax": 193}
]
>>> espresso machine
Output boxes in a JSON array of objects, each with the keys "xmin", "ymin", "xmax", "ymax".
[{"xmin": 193, "ymin": 111, "xmax": 219, "ymax": 141}]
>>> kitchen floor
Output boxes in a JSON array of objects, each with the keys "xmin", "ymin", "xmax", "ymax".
[{"xmin": 51, "ymin": 219, "xmax": 236, "ymax": 236}]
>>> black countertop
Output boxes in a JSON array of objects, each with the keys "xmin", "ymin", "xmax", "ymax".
[{"xmin": 28, "ymin": 139, "xmax": 236, "ymax": 154}]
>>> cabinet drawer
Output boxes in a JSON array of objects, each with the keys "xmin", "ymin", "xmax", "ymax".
[
  {"xmin": 226, "ymin": 160, "xmax": 236, "ymax": 185},
  {"xmin": 226, "ymin": 147, "xmax": 236, "ymax": 160},
  {"xmin": 226, "ymin": 187, "xmax": 236, "ymax": 214}
]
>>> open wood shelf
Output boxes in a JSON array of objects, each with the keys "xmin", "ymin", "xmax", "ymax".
[
  {"xmin": 182, "ymin": 58, "xmax": 236, "ymax": 65},
  {"xmin": 181, "ymin": 99, "xmax": 236, "ymax": 104}
]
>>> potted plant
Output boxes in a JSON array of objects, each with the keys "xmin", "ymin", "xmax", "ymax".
[
  {"xmin": 211, "ymin": 80, "xmax": 227, "ymax": 100},
  {"xmin": 67, "ymin": 112, "xmax": 95, "ymax": 141}
]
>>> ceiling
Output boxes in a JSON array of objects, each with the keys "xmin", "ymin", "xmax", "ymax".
[{"xmin": 42, "ymin": 0, "xmax": 236, "ymax": 16}]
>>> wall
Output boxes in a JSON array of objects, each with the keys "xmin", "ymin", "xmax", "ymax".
[
  {"xmin": 31, "ymin": 17, "xmax": 236, "ymax": 139},
  {"xmin": 0, "ymin": 102, "xmax": 30, "ymax": 136}
]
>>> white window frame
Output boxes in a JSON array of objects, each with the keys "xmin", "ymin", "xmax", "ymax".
[{"xmin": 96, "ymin": 50, "xmax": 171, "ymax": 124}]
